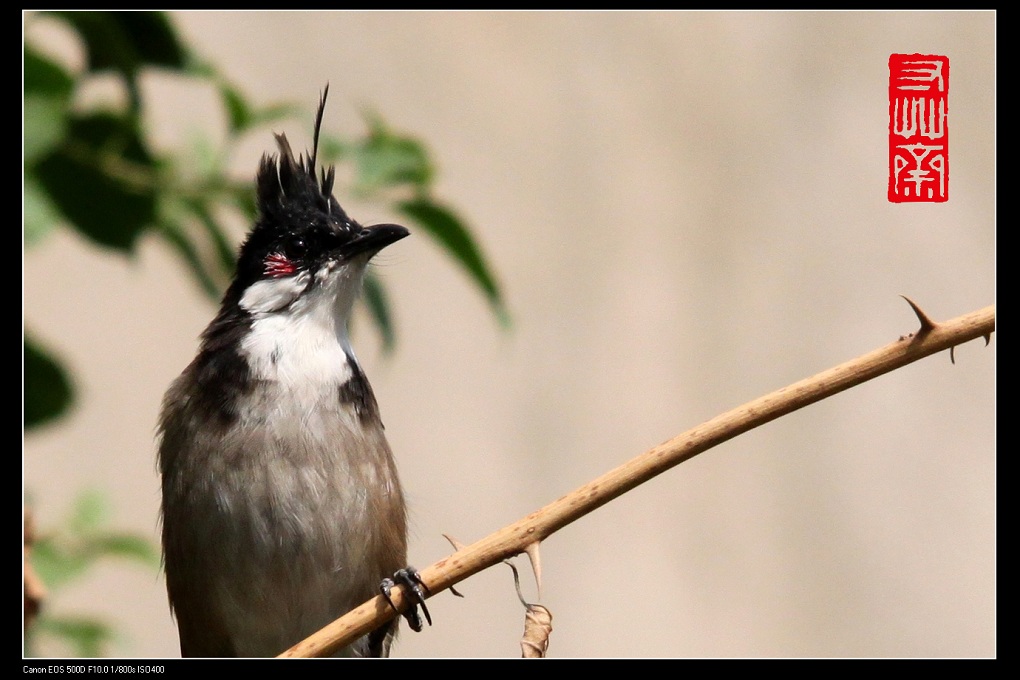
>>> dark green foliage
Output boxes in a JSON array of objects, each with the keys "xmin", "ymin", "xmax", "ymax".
[{"xmin": 24, "ymin": 10, "xmax": 506, "ymax": 430}]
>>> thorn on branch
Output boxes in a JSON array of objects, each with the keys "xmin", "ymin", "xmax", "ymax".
[
  {"xmin": 442, "ymin": 534, "xmax": 466, "ymax": 551},
  {"xmin": 441, "ymin": 534, "xmax": 467, "ymax": 598},
  {"xmin": 524, "ymin": 542, "xmax": 543, "ymax": 598},
  {"xmin": 504, "ymin": 541, "xmax": 543, "ymax": 607},
  {"xmin": 900, "ymin": 295, "xmax": 938, "ymax": 334}
]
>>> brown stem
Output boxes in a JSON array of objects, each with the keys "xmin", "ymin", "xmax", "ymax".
[{"xmin": 280, "ymin": 302, "xmax": 995, "ymax": 658}]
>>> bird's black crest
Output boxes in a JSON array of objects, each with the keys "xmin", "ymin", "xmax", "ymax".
[
  {"xmin": 217, "ymin": 85, "xmax": 368, "ymax": 302},
  {"xmin": 254, "ymin": 84, "xmax": 351, "ymax": 231}
]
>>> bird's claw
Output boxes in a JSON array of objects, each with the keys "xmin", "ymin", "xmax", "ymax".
[{"xmin": 380, "ymin": 567, "xmax": 432, "ymax": 632}]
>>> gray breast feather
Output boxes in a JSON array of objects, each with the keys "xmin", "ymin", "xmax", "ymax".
[{"xmin": 158, "ymin": 373, "xmax": 407, "ymax": 657}]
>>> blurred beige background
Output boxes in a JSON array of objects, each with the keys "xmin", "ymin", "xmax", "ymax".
[{"xmin": 24, "ymin": 11, "xmax": 994, "ymax": 658}]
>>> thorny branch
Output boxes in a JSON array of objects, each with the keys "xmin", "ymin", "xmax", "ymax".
[{"xmin": 279, "ymin": 301, "xmax": 995, "ymax": 658}]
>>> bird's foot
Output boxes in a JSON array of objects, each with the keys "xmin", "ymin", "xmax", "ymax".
[{"xmin": 380, "ymin": 567, "xmax": 432, "ymax": 632}]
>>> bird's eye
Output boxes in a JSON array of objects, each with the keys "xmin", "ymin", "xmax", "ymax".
[{"xmin": 285, "ymin": 236, "xmax": 308, "ymax": 259}]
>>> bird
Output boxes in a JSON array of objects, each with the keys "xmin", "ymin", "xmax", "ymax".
[{"xmin": 156, "ymin": 86, "xmax": 427, "ymax": 657}]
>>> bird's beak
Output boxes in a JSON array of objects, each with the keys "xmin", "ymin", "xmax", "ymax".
[{"xmin": 342, "ymin": 223, "xmax": 410, "ymax": 258}]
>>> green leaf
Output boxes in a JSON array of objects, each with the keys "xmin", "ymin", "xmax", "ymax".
[
  {"xmin": 24, "ymin": 95, "xmax": 69, "ymax": 166},
  {"xmin": 24, "ymin": 335, "xmax": 74, "ymax": 429},
  {"xmin": 218, "ymin": 82, "xmax": 252, "ymax": 132},
  {"xmin": 111, "ymin": 12, "xmax": 188, "ymax": 69},
  {"xmin": 43, "ymin": 11, "xmax": 188, "ymax": 114},
  {"xmin": 156, "ymin": 212, "xmax": 227, "ymax": 300},
  {"xmin": 48, "ymin": 11, "xmax": 187, "ymax": 76},
  {"xmin": 23, "ymin": 46, "xmax": 73, "ymax": 164},
  {"xmin": 23, "ymin": 43, "xmax": 75, "ymax": 96},
  {"xmin": 317, "ymin": 133, "xmax": 350, "ymax": 163},
  {"xmin": 30, "ymin": 616, "xmax": 116, "ymax": 658},
  {"xmin": 61, "ymin": 110, "xmax": 154, "ymax": 165},
  {"xmin": 157, "ymin": 191, "xmax": 226, "ymax": 297},
  {"xmin": 398, "ymin": 198, "xmax": 509, "ymax": 325},
  {"xmin": 86, "ymin": 535, "xmax": 161, "ymax": 567},
  {"xmin": 32, "ymin": 112, "xmax": 157, "ymax": 252},
  {"xmin": 249, "ymin": 102, "xmax": 306, "ymax": 129},
  {"xmin": 34, "ymin": 150, "xmax": 155, "ymax": 251},
  {"xmin": 354, "ymin": 115, "xmax": 433, "ymax": 191},
  {"xmin": 186, "ymin": 199, "xmax": 238, "ymax": 281},
  {"xmin": 217, "ymin": 81, "xmax": 305, "ymax": 134},
  {"xmin": 31, "ymin": 537, "xmax": 93, "ymax": 590},
  {"xmin": 70, "ymin": 490, "xmax": 109, "ymax": 534},
  {"xmin": 24, "ymin": 175, "xmax": 65, "ymax": 246},
  {"xmin": 224, "ymin": 182, "xmax": 258, "ymax": 221},
  {"xmin": 30, "ymin": 491, "xmax": 160, "ymax": 591},
  {"xmin": 180, "ymin": 131, "xmax": 221, "ymax": 184},
  {"xmin": 363, "ymin": 272, "xmax": 396, "ymax": 352}
]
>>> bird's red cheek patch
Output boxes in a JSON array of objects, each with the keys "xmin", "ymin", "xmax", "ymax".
[{"xmin": 264, "ymin": 253, "xmax": 296, "ymax": 278}]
